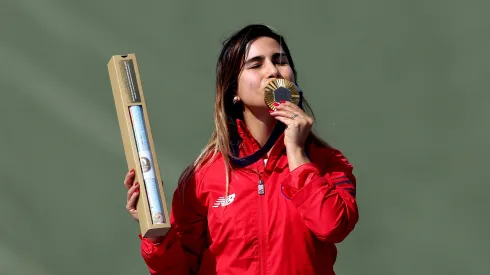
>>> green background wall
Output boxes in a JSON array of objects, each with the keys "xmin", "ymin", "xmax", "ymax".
[{"xmin": 1, "ymin": 0, "xmax": 488, "ymax": 274}]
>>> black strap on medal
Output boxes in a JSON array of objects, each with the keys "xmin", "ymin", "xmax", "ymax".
[{"xmin": 229, "ymin": 82, "xmax": 304, "ymax": 168}]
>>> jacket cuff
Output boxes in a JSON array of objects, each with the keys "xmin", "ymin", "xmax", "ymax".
[{"xmin": 139, "ymin": 232, "xmax": 173, "ymax": 259}]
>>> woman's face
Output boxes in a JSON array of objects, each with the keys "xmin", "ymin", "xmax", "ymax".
[{"xmin": 237, "ymin": 37, "xmax": 295, "ymax": 112}]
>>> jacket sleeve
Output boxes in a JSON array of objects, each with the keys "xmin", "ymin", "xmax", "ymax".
[
  {"xmin": 280, "ymin": 149, "xmax": 359, "ymax": 243},
  {"xmin": 139, "ymin": 174, "xmax": 208, "ymax": 274}
]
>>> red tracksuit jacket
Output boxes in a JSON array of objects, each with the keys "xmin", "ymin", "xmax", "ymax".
[{"xmin": 139, "ymin": 119, "xmax": 358, "ymax": 274}]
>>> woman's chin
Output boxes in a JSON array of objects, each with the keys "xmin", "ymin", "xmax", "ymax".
[{"xmin": 244, "ymin": 105, "xmax": 271, "ymax": 116}]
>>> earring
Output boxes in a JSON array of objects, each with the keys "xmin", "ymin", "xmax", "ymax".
[{"xmin": 233, "ymin": 96, "xmax": 240, "ymax": 104}]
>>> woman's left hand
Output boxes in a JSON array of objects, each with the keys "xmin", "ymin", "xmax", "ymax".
[{"xmin": 270, "ymin": 101, "xmax": 313, "ymax": 151}]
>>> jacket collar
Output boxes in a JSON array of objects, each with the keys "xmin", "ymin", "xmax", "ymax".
[{"xmin": 234, "ymin": 118, "xmax": 288, "ymax": 170}]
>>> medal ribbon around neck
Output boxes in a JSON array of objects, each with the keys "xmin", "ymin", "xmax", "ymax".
[{"xmin": 230, "ymin": 78, "xmax": 304, "ymax": 168}]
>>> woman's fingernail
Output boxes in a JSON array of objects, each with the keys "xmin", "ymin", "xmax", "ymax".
[
  {"xmin": 135, "ymin": 188, "xmax": 140, "ymax": 193},
  {"xmin": 273, "ymin": 102, "xmax": 280, "ymax": 107},
  {"xmin": 280, "ymin": 100, "xmax": 286, "ymax": 103},
  {"xmin": 130, "ymin": 168, "xmax": 134, "ymax": 173}
]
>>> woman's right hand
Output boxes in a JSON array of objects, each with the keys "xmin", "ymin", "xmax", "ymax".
[
  {"xmin": 124, "ymin": 168, "xmax": 140, "ymax": 222},
  {"xmin": 124, "ymin": 168, "xmax": 165, "ymax": 244}
]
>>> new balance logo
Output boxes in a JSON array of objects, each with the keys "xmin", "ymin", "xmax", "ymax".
[{"xmin": 212, "ymin": 194, "xmax": 236, "ymax": 208}]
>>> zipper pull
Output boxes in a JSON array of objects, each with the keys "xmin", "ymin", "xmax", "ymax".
[{"xmin": 258, "ymin": 179, "xmax": 265, "ymax": 195}]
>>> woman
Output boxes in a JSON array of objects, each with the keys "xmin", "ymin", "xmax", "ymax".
[{"xmin": 124, "ymin": 24, "xmax": 358, "ymax": 275}]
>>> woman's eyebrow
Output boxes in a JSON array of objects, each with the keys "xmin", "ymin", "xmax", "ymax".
[
  {"xmin": 245, "ymin": 53, "xmax": 287, "ymax": 64},
  {"xmin": 272, "ymin": 52, "xmax": 287, "ymax": 58},
  {"xmin": 244, "ymin": 55, "xmax": 264, "ymax": 65}
]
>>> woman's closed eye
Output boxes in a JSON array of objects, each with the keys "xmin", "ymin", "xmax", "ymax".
[
  {"xmin": 274, "ymin": 56, "xmax": 290, "ymax": 66},
  {"xmin": 248, "ymin": 60, "xmax": 288, "ymax": 69}
]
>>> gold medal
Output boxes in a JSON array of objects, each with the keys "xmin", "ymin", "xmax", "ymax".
[{"xmin": 264, "ymin": 78, "xmax": 301, "ymax": 111}]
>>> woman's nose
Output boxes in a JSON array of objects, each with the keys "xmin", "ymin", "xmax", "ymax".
[{"xmin": 264, "ymin": 60, "xmax": 281, "ymax": 79}]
